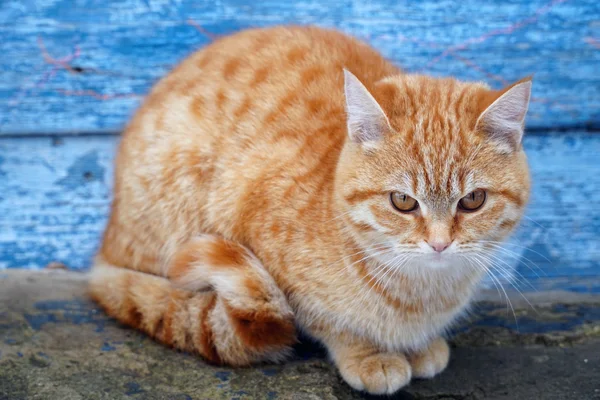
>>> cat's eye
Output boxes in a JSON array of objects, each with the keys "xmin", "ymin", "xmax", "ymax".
[
  {"xmin": 458, "ymin": 189, "xmax": 486, "ymax": 212},
  {"xmin": 390, "ymin": 192, "xmax": 419, "ymax": 213}
]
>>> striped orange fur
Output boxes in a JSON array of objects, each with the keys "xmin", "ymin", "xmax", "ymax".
[{"xmin": 89, "ymin": 26, "xmax": 531, "ymax": 394}]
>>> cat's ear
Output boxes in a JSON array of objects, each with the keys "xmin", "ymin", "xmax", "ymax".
[
  {"xmin": 476, "ymin": 77, "xmax": 532, "ymax": 153},
  {"xmin": 343, "ymin": 69, "xmax": 390, "ymax": 147}
]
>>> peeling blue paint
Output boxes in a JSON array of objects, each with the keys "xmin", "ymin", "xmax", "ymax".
[
  {"xmin": 0, "ymin": 135, "xmax": 114, "ymax": 270},
  {"xmin": 56, "ymin": 151, "xmax": 105, "ymax": 190},
  {"xmin": 24, "ymin": 313, "xmax": 58, "ymax": 330},
  {"xmin": 261, "ymin": 368, "xmax": 279, "ymax": 377},
  {"xmin": 0, "ymin": 155, "xmax": 6, "ymax": 177},
  {"xmin": 124, "ymin": 382, "xmax": 145, "ymax": 396},
  {"xmin": 1, "ymin": 133, "xmax": 600, "ymax": 291},
  {"xmin": 0, "ymin": 0, "xmax": 598, "ymax": 133},
  {"xmin": 22, "ymin": 299, "xmax": 108, "ymax": 332},
  {"xmin": 453, "ymin": 303, "xmax": 600, "ymax": 335},
  {"xmin": 568, "ymin": 286, "xmax": 596, "ymax": 293},
  {"xmin": 101, "ymin": 342, "xmax": 116, "ymax": 351},
  {"xmin": 0, "ymin": 0, "xmax": 599, "ymax": 300},
  {"xmin": 19, "ymin": 295, "xmax": 600, "ymax": 346},
  {"xmin": 214, "ymin": 371, "xmax": 231, "ymax": 382}
]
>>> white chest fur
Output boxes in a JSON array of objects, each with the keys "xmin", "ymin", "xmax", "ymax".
[{"xmin": 293, "ymin": 260, "xmax": 481, "ymax": 352}]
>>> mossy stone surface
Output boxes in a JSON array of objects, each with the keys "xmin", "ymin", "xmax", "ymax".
[{"xmin": 1, "ymin": 271, "xmax": 599, "ymax": 400}]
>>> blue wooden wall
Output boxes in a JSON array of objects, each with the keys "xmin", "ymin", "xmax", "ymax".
[{"xmin": 0, "ymin": 0, "xmax": 599, "ymax": 292}]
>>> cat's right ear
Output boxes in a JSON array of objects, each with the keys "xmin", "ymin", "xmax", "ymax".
[{"xmin": 343, "ymin": 69, "xmax": 390, "ymax": 148}]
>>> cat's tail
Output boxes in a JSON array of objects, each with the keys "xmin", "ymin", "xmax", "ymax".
[{"xmin": 89, "ymin": 235, "xmax": 296, "ymax": 366}]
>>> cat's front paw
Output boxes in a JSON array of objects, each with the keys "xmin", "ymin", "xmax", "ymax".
[
  {"xmin": 407, "ymin": 337, "xmax": 450, "ymax": 379},
  {"xmin": 339, "ymin": 352, "xmax": 412, "ymax": 395}
]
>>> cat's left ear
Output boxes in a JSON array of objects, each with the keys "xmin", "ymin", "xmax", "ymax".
[
  {"xmin": 343, "ymin": 69, "xmax": 391, "ymax": 148},
  {"xmin": 476, "ymin": 77, "xmax": 532, "ymax": 153}
]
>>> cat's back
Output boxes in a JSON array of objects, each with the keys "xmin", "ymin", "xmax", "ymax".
[
  {"xmin": 121, "ymin": 26, "xmax": 398, "ymax": 154},
  {"xmin": 106, "ymin": 26, "xmax": 398, "ymax": 265}
]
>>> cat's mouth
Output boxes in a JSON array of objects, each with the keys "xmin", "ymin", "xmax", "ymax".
[
  {"xmin": 372, "ymin": 243, "xmax": 463, "ymax": 271},
  {"xmin": 421, "ymin": 252, "xmax": 457, "ymax": 269},
  {"xmin": 430, "ymin": 252, "xmax": 444, "ymax": 262}
]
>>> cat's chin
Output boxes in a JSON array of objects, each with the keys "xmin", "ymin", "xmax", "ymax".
[{"xmin": 413, "ymin": 253, "xmax": 463, "ymax": 271}]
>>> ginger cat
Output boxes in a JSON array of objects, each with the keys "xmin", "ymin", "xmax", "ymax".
[{"xmin": 89, "ymin": 26, "xmax": 531, "ymax": 394}]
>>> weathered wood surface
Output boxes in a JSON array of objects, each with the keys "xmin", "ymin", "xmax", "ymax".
[
  {"xmin": 0, "ymin": 0, "xmax": 599, "ymax": 292},
  {"xmin": 1, "ymin": 0, "xmax": 599, "ymax": 135},
  {"xmin": 1, "ymin": 132, "xmax": 599, "ymax": 292}
]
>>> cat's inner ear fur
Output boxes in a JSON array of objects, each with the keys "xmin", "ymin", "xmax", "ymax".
[
  {"xmin": 476, "ymin": 78, "xmax": 532, "ymax": 154},
  {"xmin": 343, "ymin": 69, "xmax": 391, "ymax": 147}
]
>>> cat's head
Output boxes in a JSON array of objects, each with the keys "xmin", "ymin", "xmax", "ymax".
[{"xmin": 335, "ymin": 70, "xmax": 531, "ymax": 270}]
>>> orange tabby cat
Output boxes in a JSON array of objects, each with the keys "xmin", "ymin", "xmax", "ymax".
[{"xmin": 89, "ymin": 26, "xmax": 531, "ymax": 394}]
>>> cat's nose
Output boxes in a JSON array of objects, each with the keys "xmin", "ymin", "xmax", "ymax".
[{"xmin": 427, "ymin": 240, "xmax": 451, "ymax": 253}]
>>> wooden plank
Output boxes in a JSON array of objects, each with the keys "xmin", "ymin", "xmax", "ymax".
[
  {"xmin": 0, "ymin": 135, "xmax": 115, "ymax": 270},
  {"xmin": 1, "ymin": 0, "xmax": 599, "ymax": 135},
  {"xmin": 0, "ymin": 131, "xmax": 599, "ymax": 292}
]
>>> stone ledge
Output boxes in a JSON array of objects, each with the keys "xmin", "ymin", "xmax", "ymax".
[{"xmin": 1, "ymin": 270, "xmax": 599, "ymax": 400}]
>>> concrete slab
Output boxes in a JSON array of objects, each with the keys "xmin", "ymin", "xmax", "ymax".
[{"xmin": 1, "ymin": 270, "xmax": 599, "ymax": 400}]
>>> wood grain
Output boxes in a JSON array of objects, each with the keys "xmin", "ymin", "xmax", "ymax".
[
  {"xmin": 0, "ymin": 132, "xmax": 598, "ymax": 292},
  {"xmin": 0, "ymin": 0, "xmax": 598, "ymax": 291},
  {"xmin": 0, "ymin": 0, "xmax": 598, "ymax": 135}
]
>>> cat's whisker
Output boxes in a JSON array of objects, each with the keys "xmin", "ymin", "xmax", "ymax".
[
  {"xmin": 328, "ymin": 247, "xmax": 398, "ymax": 285},
  {"xmin": 324, "ymin": 209, "xmax": 356, "ymax": 224},
  {"xmin": 459, "ymin": 255, "xmax": 503, "ymax": 302},
  {"xmin": 380, "ymin": 255, "xmax": 414, "ymax": 294},
  {"xmin": 474, "ymin": 254, "xmax": 538, "ymax": 317},
  {"xmin": 479, "ymin": 240, "xmax": 552, "ymax": 264},
  {"xmin": 482, "ymin": 256, "xmax": 535, "ymax": 292},
  {"xmin": 360, "ymin": 253, "xmax": 414, "ymax": 306},
  {"xmin": 463, "ymin": 242, "xmax": 548, "ymax": 276},
  {"xmin": 470, "ymin": 255, "xmax": 519, "ymax": 330},
  {"xmin": 475, "ymin": 252, "xmax": 521, "ymax": 284},
  {"xmin": 469, "ymin": 256, "xmax": 509, "ymax": 305},
  {"xmin": 330, "ymin": 242, "xmax": 389, "ymax": 266},
  {"xmin": 326, "ymin": 238, "xmax": 390, "ymax": 268},
  {"xmin": 478, "ymin": 245, "xmax": 548, "ymax": 278},
  {"xmin": 345, "ymin": 248, "xmax": 396, "ymax": 269},
  {"xmin": 366, "ymin": 254, "xmax": 403, "ymax": 288},
  {"xmin": 477, "ymin": 250, "xmax": 539, "ymax": 288},
  {"xmin": 375, "ymin": 254, "xmax": 411, "ymax": 292},
  {"xmin": 361, "ymin": 254, "xmax": 403, "ymax": 300},
  {"xmin": 523, "ymin": 215, "xmax": 547, "ymax": 230},
  {"xmin": 483, "ymin": 261, "xmax": 535, "ymax": 300}
]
